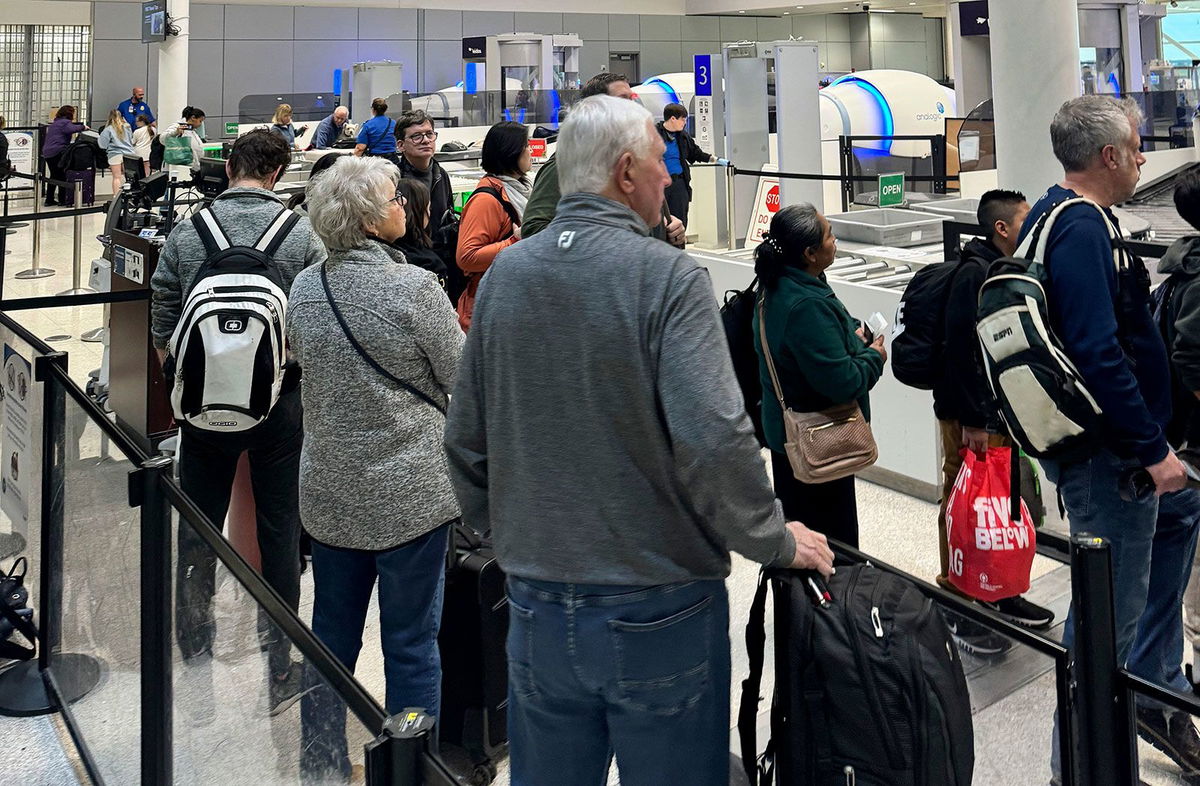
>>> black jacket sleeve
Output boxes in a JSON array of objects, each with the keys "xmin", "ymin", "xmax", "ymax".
[
  {"xmin": 682, "ymin": 131, "xmax": 711, "ymax": 164},
  {"xmin": 941, "ymin": 260, "xmax": 997, "ymax": 429}
]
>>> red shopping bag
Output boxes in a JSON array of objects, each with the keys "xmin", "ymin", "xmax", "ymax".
[{"xmin": 945, "ymin": 446, "xmax": 1036, "ymax": 602}]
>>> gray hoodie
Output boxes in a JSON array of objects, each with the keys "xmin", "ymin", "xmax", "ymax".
[
  {"xmin": 1159, "ymin": 236, "xmax": 1200, "ymax": 392},
  {"xmin": 443, "ymin": 192, "xmax": 795, "ymax": 586}
]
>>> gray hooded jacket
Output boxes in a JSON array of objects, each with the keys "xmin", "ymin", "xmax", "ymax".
[{"xmin": 444, "ymin": 192, "xmax": 795, "ymax": 585}]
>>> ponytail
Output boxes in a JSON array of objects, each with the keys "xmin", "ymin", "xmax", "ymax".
[{"xmin": 754, "ymin": 232, "xmax": 789, "ymax": 289}]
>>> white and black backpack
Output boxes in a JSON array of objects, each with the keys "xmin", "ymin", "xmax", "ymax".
[
  {"xmin": 975, "ymin": 197, "xmax": 1137, "ymax": 459},
  {"xmin": 166, "ymin": 195, "xmax": 299, "ymax": 432}
]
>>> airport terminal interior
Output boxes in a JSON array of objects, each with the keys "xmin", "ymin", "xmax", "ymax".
[{"xmin": 7, "ymin": 0, "xmax": 1200, "ymax": 784}]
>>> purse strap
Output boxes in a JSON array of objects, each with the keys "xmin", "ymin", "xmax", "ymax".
[
  {"xmin": 319, "ymin": 261, "xmax": 447, "ymax": 416},
  {"xmin": 757, "ymin": 295, "xmax": 790, "ymax": 411}
]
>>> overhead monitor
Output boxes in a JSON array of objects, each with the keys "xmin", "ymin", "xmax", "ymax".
[
  {"xmin": 122, "ymin": 155, "xmax": 144, "ymax": 186},
  {"xmin": 197, "ymin": 157, "xmax": 228, "ymax": 200},
  {"xmin": 142, "ymin": 1, "xmax": 167, "ymax": 44}
]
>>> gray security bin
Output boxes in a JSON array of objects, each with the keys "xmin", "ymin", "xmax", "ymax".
[
  {"xmin": 910, "ymin": 198, "xmax": 981, "ymax": 224},
  {"xmin": 826, "ymin": 208, "xmax": 945, "ymax": 248}
]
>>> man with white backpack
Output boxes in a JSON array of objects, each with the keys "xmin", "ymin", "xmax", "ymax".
[{"xmin": 151, "ymin": 129, "xmax": 325, "ymax": 716}]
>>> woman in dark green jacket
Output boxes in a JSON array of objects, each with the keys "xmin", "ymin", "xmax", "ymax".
[{"xmin": 753, "ymin": 203, "xmax": 887, "ymax": 547}]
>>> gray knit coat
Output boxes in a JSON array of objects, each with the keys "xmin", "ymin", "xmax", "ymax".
[{"xmin": 287, "ymin": 240, "xmax": 465, "ymax": 550}]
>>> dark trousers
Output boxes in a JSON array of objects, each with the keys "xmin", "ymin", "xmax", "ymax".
[
  {"xmin": 770, "ymin": 449, "xmax": 859, "ymax": 548},
  {"xmin": 664, "ymin": 175, "xmax": 690, "ymax": 229},
  {"xmin": 175, "ymin": 389, "xmax": 303, "ymax": 676},
  {"xmin": 42, "ymin": 156, "xmax": 68, "ymax": 205}
]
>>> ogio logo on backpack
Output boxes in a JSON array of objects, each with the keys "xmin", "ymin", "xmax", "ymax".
[{"xmin": 221, "ymin": 318, "xmax": 245, "ymax": 333}]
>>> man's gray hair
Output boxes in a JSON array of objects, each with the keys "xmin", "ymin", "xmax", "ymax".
[
  {"xmin": 306, "ymin": 156, "xmax": 398, "ymax": 252},
  {"xmin": 1050, "ymin": 95, "xmax": 1145, "ymax": 173},
  {"xmin": 557, "ymin": 95, "xmax": 657, "ymax": 196}
]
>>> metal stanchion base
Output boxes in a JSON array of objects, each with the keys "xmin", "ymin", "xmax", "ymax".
[
  {"xmin": 0, "ymin": 654, "xmax": 103, "ymax": 717},
  {"xmin": 56, "ymin": 287, "xmax": 97, "ymax": 296},
  {"xmin": 15, "ymin": 269, "xmax": 56, "ymax": 279},
  {"xmin": 80, "ymin": 327, "xmax": 105, "ymax": 343}
]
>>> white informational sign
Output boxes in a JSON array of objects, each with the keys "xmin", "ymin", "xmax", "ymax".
[
  {"xmin": 3, "ymin": 132, "xmax": 35, "ymax": 176},
  {"xmin": 1, "ymin": 345, "xmax": 32, "ymax": 529},
  {"xmin": 745, "ymin": 176, "xmax": 780, "ymax": 244},
  {"xmin": 113, "ymin": 245, "xmax": 145, "ymax": 284},
  {"xmin": 694, "ymin": 96, "xmax": 714, "ymax": 148}
]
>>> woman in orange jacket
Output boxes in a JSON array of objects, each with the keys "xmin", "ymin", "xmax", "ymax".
[{"xmin": 455, "ymin": 121, "xmax": 532, "ymax": 330}]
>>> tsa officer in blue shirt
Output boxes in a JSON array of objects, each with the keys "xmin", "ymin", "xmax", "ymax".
[
  {"xmin": 353, "ymin": 97, "xmax": 398, "ymax": 164},
  {"xmin": 118, "ymin": 87, "xmax": 155, "ymax": 129}
]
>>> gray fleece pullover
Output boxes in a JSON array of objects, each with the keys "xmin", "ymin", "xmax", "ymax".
[
  {"xmin": 150, "ymin": 187, "xmax": 327, "ymax": 349},
  {"xmin": 444, "ymin": 192, "xmax": 795, "ymax": 585},
  {"xmin": 288, "ymin": 240, "xmax": 465, "ymax": 550}
]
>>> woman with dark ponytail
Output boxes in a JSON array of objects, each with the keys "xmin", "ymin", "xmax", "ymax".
[{"xmin": 752, "ymin": 203, "xmax": 887, "ymax": 547}]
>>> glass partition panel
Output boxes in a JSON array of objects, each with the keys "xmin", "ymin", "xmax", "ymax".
[
  {"xmin": 49, "ymin": 381, "xmax": 143, "ymax": 784},
  {"xmin": 171, "ymin": 512, "xmax": 376, "ymax": 785}
]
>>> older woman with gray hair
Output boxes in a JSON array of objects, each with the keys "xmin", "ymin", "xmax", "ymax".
[
  {"xmin": 288, "ymin": 155, "xmax": 463, "ymax": 777},
  {"xmin": 753, "ymin": 202, "xmax": 886, "ymax": 549}
]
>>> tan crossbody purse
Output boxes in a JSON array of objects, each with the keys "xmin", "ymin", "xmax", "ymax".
[{"xmin": 758, "ymin": 296, "xmax": 878, "ymax": 484}]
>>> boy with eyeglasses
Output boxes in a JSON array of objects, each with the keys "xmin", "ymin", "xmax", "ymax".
[{"xmin": 394, "ymin": 110, "xmax": 459, "ymax": 298}]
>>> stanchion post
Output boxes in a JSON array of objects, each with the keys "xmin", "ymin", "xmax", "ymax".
[
  {"xmin": 34, "ymin": 352, "xmax": 68, "ymax": 669},
  {"xmin": 725, "ymin": 163, "xmax": 737, "ymax": 251},
  {"xmin": 16, "ymin": 174, "xmax": 56, "ymax": 280},
  {"xmin": 133, "ymin": 455, "xmax": 175, "ymax": 786},
  {"xmin": 57, "ymin": 180, "xmax": 97, "ymax": 296},
  {"xmin": 365, "ymin": 710, "xmax": 437, "ymax": 786},
  {"xmin": 1069, "ymin": 533, "xmax": 1135, "ymax": 786}
]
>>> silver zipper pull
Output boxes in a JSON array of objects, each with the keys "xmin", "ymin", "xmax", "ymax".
[
  {"xmin": 870, "ymin": 606, "xmax": 884, "ymax": 638},
  {"xmin": 844, "ymin": 765, "xmax": 855, "ymax": 786}
]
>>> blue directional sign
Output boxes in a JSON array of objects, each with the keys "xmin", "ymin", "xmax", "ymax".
[{"xmin": 694, "ymin": 55, "xmax": 712, "ymax": 97}]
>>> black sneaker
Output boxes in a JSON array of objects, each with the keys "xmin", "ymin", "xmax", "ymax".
[
  {"xmin": 1137, "ymin": 706, "xmax": 1200, "ymax": 781},
  {"xmin": 946, "ymin": 616, "xmax": 1013, "ymax": 658},
  {"xmin": 981, "ymin": 595, "xmax": 1056, "ymax": 630},
  {"xmin": 268, "ymin": 662, "xmax": 311, "ymax": 717}
]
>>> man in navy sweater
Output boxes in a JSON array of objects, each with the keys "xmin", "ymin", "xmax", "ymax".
[{"xmin": 1030, "ymin": 95, "xmax": 1199, "ymax": 784}]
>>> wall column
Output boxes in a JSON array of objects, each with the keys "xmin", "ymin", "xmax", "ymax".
[
  {"xmin": 157, "ymin": 0, "xmax": 189, "ymax": 125},
  {"xmin": 990, "ymin": 0, "xmax": 1080, "ymax": 197},
  {"xmin": 949, "ymin": 2, "xmax": 991, "ymax": 115}
]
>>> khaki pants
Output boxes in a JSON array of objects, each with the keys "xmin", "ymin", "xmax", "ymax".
[{"xmin": 937, "ymin": 419, "xmax": 1011, "ymax": 589}]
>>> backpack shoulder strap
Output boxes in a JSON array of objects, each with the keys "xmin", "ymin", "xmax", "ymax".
[
  {"xmin": 319, "ymin": 262, "xmax": 447, "ymax": 416},
  {"xmin": 1023, "ymin": 197, "xmax": 1125, "ymax": 272},
  {"xmin": 253, "ymin": 207, "xmax": 302, "ymax": 256},
  {"xmin": 469, "ymin": 186, "xmax": 522, "ymax": 227},
  {"xmin": 738, "ymin": 569, "xmax": 772, "ymax": 786},
  {"xmin": 191, "ymin": 207, "xmax": 232, "ymax": 256}
]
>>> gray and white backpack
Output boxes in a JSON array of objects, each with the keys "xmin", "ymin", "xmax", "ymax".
[{"xmin": 166, "ymin": 196, "xmax": 299, "ymax": 432}]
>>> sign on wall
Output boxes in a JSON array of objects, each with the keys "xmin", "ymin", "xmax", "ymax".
[{"xmin": 528, "ymin": 138, "xmax": 547, "ymax": 160}]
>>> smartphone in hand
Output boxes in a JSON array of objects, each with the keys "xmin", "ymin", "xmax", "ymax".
[{"xmin": 863, "ymin": 312, "xmax": 888, "ymax": 343}]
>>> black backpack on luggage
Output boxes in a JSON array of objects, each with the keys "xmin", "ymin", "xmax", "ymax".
[
  {"xmin": 739, "ymin": 566, "xmax": 974, "ymax": 786},
  {"xmin": 721, "ymin": 278, "xmax": 767, "ymax": 446}
]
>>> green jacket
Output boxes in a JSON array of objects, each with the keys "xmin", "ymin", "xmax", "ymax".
[{"xmin": 753, "ymin": 266, "xmax": 885, "ymax": 455}]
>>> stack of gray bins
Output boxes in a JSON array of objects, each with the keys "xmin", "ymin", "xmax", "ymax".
[{"xmin": 826, "ymin": 208, "xmax": 946, "ymax": 248}]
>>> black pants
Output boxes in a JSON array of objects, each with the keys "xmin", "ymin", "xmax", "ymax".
[
  {"xmin": 770, "ymin": 449, "xmax": 859, "ymax": 549},
  {"xmin": 664, "ymin": 175, "xmax": 690, "ymax": 230},
  {"xmin": 176, "ymin": 389, "xmax": 303, "ymax": 675},
  {"xmin": 42, "ymin": 156, "xmax": 68, "ymax": 205}
]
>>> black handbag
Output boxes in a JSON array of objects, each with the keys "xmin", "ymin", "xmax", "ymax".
[{"xmin": 0, "ymin": 557, "xmax": 36, "ymax": 661}]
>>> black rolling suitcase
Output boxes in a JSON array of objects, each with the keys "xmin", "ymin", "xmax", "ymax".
[
  {"xmin": 739, "ymin": 565, "xmax": 975, "ymax": 786},
  {"xmin": 439, "ymin": 523, "xmax": 509, "ymax": 784}
]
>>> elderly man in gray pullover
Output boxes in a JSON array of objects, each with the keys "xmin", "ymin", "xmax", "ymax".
[{"xmin": 444, "ymin": 95, "xmax": 833, "ymax": 785}]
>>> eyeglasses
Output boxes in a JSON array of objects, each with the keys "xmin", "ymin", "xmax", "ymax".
[
  {"xmin": 389, "ymin": 192, "xmax": 408, "ymax": 208},
  {"xmin": 405, "ymin": 131, "xmax": 438, "ymax": 143}
]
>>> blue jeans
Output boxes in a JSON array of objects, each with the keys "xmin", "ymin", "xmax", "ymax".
[
  {"xmin": 1044, "ymin": 450, "xmax": 1200, "ymax": 776},
  {"xmin": 300, "ymin": 525, "xmax": 450, "ymax": 778},
  {"xmin": 505, "ymin": 576, "xmax": 730, "ymax": 786}
]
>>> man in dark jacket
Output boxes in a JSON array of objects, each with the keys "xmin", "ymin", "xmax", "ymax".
[
  {"xmin": 1030, "ymin": 95, "xmax": 1195, "ymax": 784},
  {"xmin": 657, "ymin": 103, "xmax": 715, "ymax": 229},
  {"xmin": 394, "ymin": 110, "xmax": 460, "ymax": 297},
  {"xmin": 932, "ymin": 190, "xmax": 1053, "ymax": 653}
]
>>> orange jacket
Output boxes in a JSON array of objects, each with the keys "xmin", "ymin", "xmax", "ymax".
[{"xmin": 455, "ymin": 175, "xmax": 519, "ymax": 330}]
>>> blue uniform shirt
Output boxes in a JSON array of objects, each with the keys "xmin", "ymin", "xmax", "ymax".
[
  {"xmin": 118, "ymin": 98, "xmax": 155, "ymax": 129},
  {"xmin": 357, "ymin": 115, "xmax": 397, "ymax": 155},
  {"xmin": 663, "ymin": 132, "xmax": 683, "ymax": 175}
]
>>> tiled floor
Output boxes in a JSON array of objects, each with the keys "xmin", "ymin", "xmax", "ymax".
[{"xmin": 0, "ymin": 196, "xmax": 1197, "ymax": 785}]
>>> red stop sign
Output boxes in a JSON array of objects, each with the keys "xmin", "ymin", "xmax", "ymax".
[
  {"xmin": 766, "ymin": 184, "xmax": 780, "ymax": 213},
  {"xmin": 528, "ymin": 138, "xmax": 547, "ymax": 158}
]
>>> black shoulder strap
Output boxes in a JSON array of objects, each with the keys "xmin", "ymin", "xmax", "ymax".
[
  {"xmin": 319, "ymin": 262, "xmax": 447, "ymax": 416},
  {"xmin": 191, "ymin": 207, "xmax": 231, "ymax": 257},
  {"xmin": 1010, "ymin": 447, "xmax": 1021, "ymax": 524},
  {"xmin": 469, "ymin": 186, "xmax": 522, "ymax": 228},
  {"xmin": 738, "ymin": 570, "xmax": 771, "ymax": 786}
]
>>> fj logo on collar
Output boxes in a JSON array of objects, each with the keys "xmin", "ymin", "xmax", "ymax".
[{"xmin": 557, "ymin": 231, "xmax": 575, "ymax": 250}]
